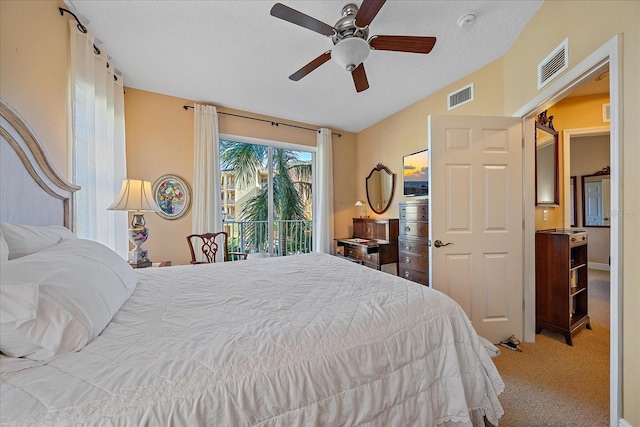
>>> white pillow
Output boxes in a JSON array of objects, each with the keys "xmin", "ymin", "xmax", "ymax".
[
  {"xmin": 0, "ymin": 227, "xmax": 8, "ymax": 262},
  {"xmin": 0, "ymin": 223, "xmax": 76, "ymax": 260},
  {"xmin": 0, "ymin": 239, "xmax": 138, "ymax": 360},
  {"xmin": 0, "ymin": 282, "xmax": 38, "ymax": 324}
]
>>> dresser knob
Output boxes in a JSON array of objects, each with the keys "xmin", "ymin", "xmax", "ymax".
[
  {"xmin": 405, "ymin": 257, "xmax": 411, "ymax": 263},
  {"xmin": 405, "ymin": 245, "xmax": 411, "ymax": 250},
  {"xmin": 404, "ymin": 271, "xmax": 411, "ymax": 278},
  {"xmin": 405, "ymin": 226, "xmax": 411, "ymax": 232}
]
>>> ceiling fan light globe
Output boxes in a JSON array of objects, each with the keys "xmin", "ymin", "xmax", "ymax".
[{"xmin": 331, "ymin": 37, "xmax": 369, "ymax": 71}]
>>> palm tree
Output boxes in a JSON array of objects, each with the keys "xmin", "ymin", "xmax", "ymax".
[{"xmin": 220, "ymin": 140, "xmax": 312, "ymax": 255}]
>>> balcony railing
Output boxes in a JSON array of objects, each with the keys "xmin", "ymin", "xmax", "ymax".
[{"xmin": 222, "ymin": 219, "xmax": 313, "ymax": 256}]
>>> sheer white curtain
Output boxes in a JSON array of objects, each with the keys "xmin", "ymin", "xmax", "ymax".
[
  {"xmin": 314, "ymin": 128, "xmax": 334, "ymax": 253},
  {"xmin": 192, "ymin": 104, "xmax": 223, "ymax": 261},
  {"xmin": 69, "ymin": 22, "xmax": 127, "ymax": 258}
]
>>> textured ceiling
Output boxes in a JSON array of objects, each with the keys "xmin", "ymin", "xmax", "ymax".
[{"xmin": 65, "ymin": 0, "xmax": 543, "ymax": 133}]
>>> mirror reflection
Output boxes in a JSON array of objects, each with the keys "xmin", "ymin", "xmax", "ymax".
[
  {"xmin": 570, "ymin": 176, "xmax": 577, "ymax": 227},
  {"xmin": 366, "ymin": 164, "xmax": 395, "ymax": 214},
  {"xmin": 581, "ymin": 167, "xmax": 610, "ymax": 227},
  {"xmin": 535, "ymin": 122, "xmax": 559, "ymax": 205}
]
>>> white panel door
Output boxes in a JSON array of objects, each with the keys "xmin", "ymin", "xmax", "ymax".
[
  {"xmin": 584, "ymin": 180, "xmax": 603, "ymax": 225},
  {"xmin": 429, "ymin": 115, "xmax": 523, "ymax": 343}
]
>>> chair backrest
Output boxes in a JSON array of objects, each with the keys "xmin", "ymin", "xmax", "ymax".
[{"xmin": 186, "ymin": 232, "xmax": 230, "ymax": 264}]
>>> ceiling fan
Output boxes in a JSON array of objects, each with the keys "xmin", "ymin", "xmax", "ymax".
[{"xmin": 270, "ymin": 0, "xmax": 437, "ymax": 93}]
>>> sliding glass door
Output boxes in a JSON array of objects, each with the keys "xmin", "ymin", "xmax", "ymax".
[{"xmin": 219, "ymin": 137, "xmax": 313, "ymax": 256}]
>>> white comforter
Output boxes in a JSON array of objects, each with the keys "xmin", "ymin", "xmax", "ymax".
[{"xmin": 1, "ymin": 253, "xmax": 503, "ymax": 426}]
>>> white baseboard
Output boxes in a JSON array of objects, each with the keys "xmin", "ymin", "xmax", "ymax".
[
  {"xmin": 588, "ymin": 262, "xmax": 610, "ymax": 271},
  {"xmin": 618, "ymin": 418, "xmax": 632, "ymax": 427}
]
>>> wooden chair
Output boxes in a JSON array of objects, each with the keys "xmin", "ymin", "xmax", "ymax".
[{"xmin": 186, "ymin": 231, "xmax": 248, "ymax": 264}]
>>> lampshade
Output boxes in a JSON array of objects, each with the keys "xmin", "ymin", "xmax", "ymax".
[
  {"xmin": 355, "ymin": 200, "xmax": 368, "ymax": 218},
  {"xmin": 331, "ymin": 37, "xmax": 370, "ymax": 71},
  {"xmin": 108, "ymin": 179, "xmax": 160, "ymax": 212},
  {"xmin": 108, "ymin": 179, "xmax": 159, "ymax": 268}
]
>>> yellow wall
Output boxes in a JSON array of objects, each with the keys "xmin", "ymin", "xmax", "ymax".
[
  {"xmin": 0, "ymin": 0, "xmax": 70, "ymax": 178},
  {"xmin": 355, "ymin": 1, "xmax": 639, "ymax": 422},
  {"xmin": 1, "ymin": 0, "xmax": 639, "ymax": 424},
  {"xmin": 0, "ymin": 0, "xmax": 356, "ymax": 266},
  {"xmin": 504, "ymin": 3, "xmax": 639, "ymax": 421},
  {"xmin": 552, "ymin": 94, "xmax": 611, "ymax": 264},
  {"xmin": 533, "ymin": 93, "xmax": 611, "ymax": 230},
  {"xmin": 553, "ymin": 93, "xmax": 611, "ymax": 129},
  {"xmin": 356, "ymin": 59, "xmax": 505, "ymax": 218},
  {"xmin": 125, "ymin": 88, "xmax": 357, "ymax": 265}
]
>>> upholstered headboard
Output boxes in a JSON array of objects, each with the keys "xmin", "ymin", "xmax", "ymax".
[{"xmin": 0, "ymin": 99, "xmax": 79, "ymax": 229}]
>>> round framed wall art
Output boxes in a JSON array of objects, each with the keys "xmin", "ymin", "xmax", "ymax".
[{"xmin": 152, "ymin": 174, "xmax": 192, "ymax": 220}]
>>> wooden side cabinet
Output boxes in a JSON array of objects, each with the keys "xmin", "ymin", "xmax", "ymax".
[
  {"xmin": 398, "ymin": 200, "xmax": 429, "ymax": 285},
  {"xmin": 535, "ymin": 229, "xmax": 591, "ymax": 345},
  {"xmin": 335, "ymin": 218, "xmax": 398, "ymax": 270}
]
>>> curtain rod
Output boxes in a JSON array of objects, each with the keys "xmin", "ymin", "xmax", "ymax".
[
  {"xmin": 59, "ymin": 8, "xmax": 99, "ymax": 55},
  {"xmin": 59, "ymin": 8, "xmax": 118, "ymax": 82},
  {"xmin": 183, "ymin": 105, "xmax": 342, "ymax": 137}
]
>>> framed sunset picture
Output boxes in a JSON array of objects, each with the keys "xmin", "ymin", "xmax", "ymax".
[{"xmin": 403, "ymin": 149, "xmax": 429, "ymax": 197}]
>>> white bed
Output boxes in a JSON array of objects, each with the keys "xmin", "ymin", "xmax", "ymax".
[{"xmin": 0, "ymin": 99, "xmax": 504, "ymax": 426}]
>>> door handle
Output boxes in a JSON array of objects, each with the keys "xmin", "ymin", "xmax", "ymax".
[{"xmin": 433, "ymin": 239, "xmax": 453, "ymax": 248}]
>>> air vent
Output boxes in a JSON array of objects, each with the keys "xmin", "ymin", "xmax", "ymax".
[
  {"xmin": 447, "ymin": 83, "xmax": 474, "ymax": 110},
  {"xmin": 538, "ymin": 38, "xmax": 569, "ymax": 89},
  {"xmin": 602, "ymin": 103, "xmax": 610, "ymax": 122}
]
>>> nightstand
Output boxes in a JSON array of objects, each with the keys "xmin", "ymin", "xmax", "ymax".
[
  {"xmin": 151, "ymin": 261, "xmax": 172, "ymax": 267},
  {"xmin": 130, "ymin": 261, "xmax": 151, "ymax": 269}
]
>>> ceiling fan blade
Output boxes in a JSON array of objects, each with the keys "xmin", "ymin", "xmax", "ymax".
[
  {"xmin": 351, "ymin": 64, "xmax": 369, "ymax": 93},
  {"xmin": 369, "ymin": 35, "xmax": 437, "ymax": 54},
  {"xmin": 270, "ymin": 3, "xmax": 335, "ymax": 37},
  {"xmin": 289, "ymin": 51, "xmax": 332, "ymax": 81},
  {"xmin": 355, "ymin": 0, "xmax": 387, "ymax": 28}
]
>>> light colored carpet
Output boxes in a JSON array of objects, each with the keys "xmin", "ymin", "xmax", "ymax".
[{"xmin": 492, "ymin": 269, "xmax": 610, "ymax": 427}]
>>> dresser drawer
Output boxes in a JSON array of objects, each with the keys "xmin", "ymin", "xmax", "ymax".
[
  {"xmin": 398, "ymin": 201, "xmax": 428, "ymax": 286},
  {"xmin": 399, "ymin": 203, "xmax": 428, "ymax": 221},
  {"xmin": 399, "ymin": 265, "xmax": 429, "ymax": 285},
  {"xmin": 399, "ymin": 220, "xmax": 428, "ymax": 238},
  {"xmin": 361, "ymin": 252, "xmax": 379, "ymax": 264},
  {"xmin": 398, "ymin": 236, "xmax": 428, "ymax": 255},
  {"xmin": 362, "ymin": 260, "xmax": 381, "ymax": 270},
  {"xmin": 340, "ymin": 255, "xmax": 362, "ymax": 265},
  {"xmin": 399, "ymin": 250, "xmax": 428, "ymax": 272},
  {"xmin": 344, "ymin": 246, "xmax": 379, "ymax": 260}
]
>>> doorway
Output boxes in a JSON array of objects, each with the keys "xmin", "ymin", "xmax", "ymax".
[
  {"xmin": 516, "ymin": 36, "xmax": 621, "ymax": 424},
  {"xmin": 219, "ymin": 135, "xmax": 315, "ymax": 256},
  {"xmin": 566, "ymin": 129, "xmax": 611, "ymax": 267}
]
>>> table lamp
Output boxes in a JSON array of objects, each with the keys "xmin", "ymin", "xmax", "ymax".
[
  {"xmin": 108, "ymin": 178, "xmax": 160, "ymax": 268},
  {"xmin": 355, "ymin": 200, "xmax": 368, "ymax": 218}
]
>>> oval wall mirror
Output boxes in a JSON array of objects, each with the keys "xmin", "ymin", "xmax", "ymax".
[{"xmin": 366, "ymin": 164, "xmax": 396, "ymax": 214}]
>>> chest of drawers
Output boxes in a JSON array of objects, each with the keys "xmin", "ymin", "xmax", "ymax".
[{"xmin": 398, "ymin": 200, "xmax": 429, "ymax": 285}]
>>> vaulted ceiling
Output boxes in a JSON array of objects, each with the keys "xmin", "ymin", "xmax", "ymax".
[{"xmin": 66, "ymin": 0, "xmax": 543, "ymax": 133}]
